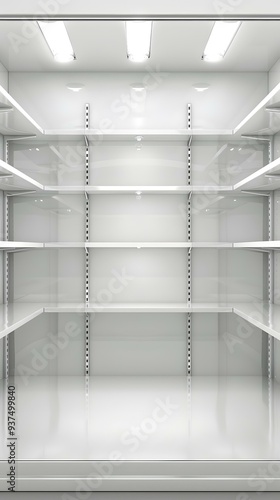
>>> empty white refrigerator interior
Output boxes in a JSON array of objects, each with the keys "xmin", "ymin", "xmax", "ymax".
[{"xmin": 0, "ymin": 18, "xmax": 280, "ymax": 491}]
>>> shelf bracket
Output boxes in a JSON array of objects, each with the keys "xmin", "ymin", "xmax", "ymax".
[
  {"xmin": 7, "ymin": 190, "xmax": 37, "ymax": 197},
  {"xmin": 266, "ymin": 105, "xmax": 280, "ymax": 113},
  {"xmin": 241, "ymin": 190, "xmax": 270, "ymax": 197},
  {"xmin": 0, "ymin": 106, "xmax": 13, "ymax": 113},
  {"xmin": 241, "ymin": 134, "xmax": 271, "ymax": 142},
  {"xmin": 5, "ymin": 135, "xmax": 37, "ymax": 142}
]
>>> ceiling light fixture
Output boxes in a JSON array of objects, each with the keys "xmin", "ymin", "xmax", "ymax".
[
  {"xmin": 38, "ymin": 21, "xmax": 75, "ymax": 63},
  {"xmin": 66, "ymin": 83, "xmax": 84, "ymax": 92},
  {"xmin": 202, "ymin": 21, "xmax": 241, "ymax": 62},
  {"xmin": 130, "ymin": 82, "xmax": 146, "ymax": 92},
  {"xmin": 193, "ymin": 83, "xmax": 210, "ymax": 92},
  {"xmin": 126, "ymin": 21, "xmax": 152, "ymax": 62}
]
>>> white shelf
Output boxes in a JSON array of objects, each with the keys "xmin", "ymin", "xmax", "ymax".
[
  {"xmin": 0, "ymin": 84, "xmax": 43, "ymax": 136},
  {"xmin": 44, "ymin": 242, "xmax": 86, "ymax": 248},
  {"xmin": 2, "ymin": 81, "xmax": 280, "ymax": 141},
  {"xmin": 234, "ymin": 241, "xmax": 280, "ymax": 249},
  {"xmin": 86, "ymin": 242, "xmax": 192, "ymax": 248},
  {"xmin": 0, "ymin": 241, "xmax": 44, "ymax": 250},
  {"xmin": 191, "ymin": 242, "xmax": 232, "ymax": 248},
  {"xmin": 44, "ymin": 242, "xmax": 233, "ymax": 249},
  {"xmin": 41, "ymin": 128, "xmax": 234, "ymax": 142},
  {"xmin": 233, "ymin": 302, "xmax": 280, "ymax": 342},
  {"xmin": 0, "ymin": 303, "xmax": 44, "ymax": 340},
  {"xmin": 5, "ymin": 241, "xmax": 280, "ymax": 251},
  {"xmin": 2, "ymin": 302, "xmax": 280, "ymax": 341},
  {"xmin": 44, "ymin": 185, "xmax": 233, "ymax": 194},
  {"xmin": 44, "ymin": 302, "xmax": 233, "ymax": 313}
]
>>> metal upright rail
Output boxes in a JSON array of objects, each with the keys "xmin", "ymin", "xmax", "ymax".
[
  {"xmin": 187, "ymin": 104, "xmax": 192, "ymax": 376},
  {"xmin": 85, "ymin": 104, "xmax": 90, "ymax": 377}
]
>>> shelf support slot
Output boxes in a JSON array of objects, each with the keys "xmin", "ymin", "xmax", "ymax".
[
  {"xmin": 187, "ymin": 103, "xmax": 192, "ymax": 376},
  {"xmin": 267, "ymin": 138, "xmax": 274, "ymax": 382},
  {"xmin": 85, "ymin": 103, "xmax": 90, "ymax": 377}
]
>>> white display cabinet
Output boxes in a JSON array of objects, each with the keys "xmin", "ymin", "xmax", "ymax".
[{"xmin": 1, "ymin": 16, "xmax": 280, "ymax": 493}]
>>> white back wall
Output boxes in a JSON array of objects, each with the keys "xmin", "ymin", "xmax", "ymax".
[{"xmin": 9, "ymin": 72, "xmax": 267, "ymax": 131}]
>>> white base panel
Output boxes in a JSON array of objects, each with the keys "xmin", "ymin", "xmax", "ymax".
[{"xmin": 0, "ymin": 376, "xmax": 279, "ymax": 491}]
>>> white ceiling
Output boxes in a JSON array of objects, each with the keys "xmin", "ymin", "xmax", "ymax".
[{"xmin": 0, "ymin": 20, "xmax": 280, "ymax": 72}]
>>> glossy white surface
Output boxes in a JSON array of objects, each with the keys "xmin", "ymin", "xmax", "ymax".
[
  {"xmin": 0, "ymin": 84, "xmax": 43, "ymax": 135},
  {"xmin": 1, "ymin": 375, "xmax": 279, "ymax": 461},
  {"xmin": 234, "ymin": 241, "xmax": 280, "ymax": 248},
  {"xmin": 0, "ymin": 241, "xmax": 44, "ymax": 249},
  {"xmin": 4, "ymin": 241, "xmax": 280, "ymax": 250},
  {"xmin": 0, "ymin": 77, "xmax": 278, "ymax": 141},
  {"xmin": 234, "ymin": 302, "xmax": 280, "ymax": 342},
  {"xmin": 3, "ymin": 302, "xmax": 280, "ymax": 347},
  {"xmin": 44, "ymin": 302, "xmax": 233, "ymax": 313},
  {"xmin": 44, "ymin": 242, "xmax": 85, "ymax": 248},
  {"xmin": 0, "ymin": 303, "xmax": 43, "ymax": 340},
  {"xmin": 44, "ymin": 185, "xmax": 233, "ymax": 194}
]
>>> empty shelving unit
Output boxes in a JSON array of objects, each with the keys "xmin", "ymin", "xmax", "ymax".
[{"xmin": 0, "ymin": 11, "xmax": 280, "ymax": 493}]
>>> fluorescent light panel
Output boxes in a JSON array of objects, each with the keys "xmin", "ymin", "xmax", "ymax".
[
  {"xmin": 38, "ymin": 21, "xmax": 75, "ymax": 63},
  {"xmin": 203, "ymin": 21, "xmax": 241, "ymax": 62},
  {"xmin": 126, "ymin": 21, "xmax": 152, "ymax": 62}
]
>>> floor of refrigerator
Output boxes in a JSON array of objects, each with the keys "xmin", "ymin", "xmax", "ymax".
[
  {"xmin": 1, "ymin": 375, "xmax": 280, "ymax": 491},
  {"xmin": 0, "ymin": 375, "xmax": 279, "ymax": 461}
]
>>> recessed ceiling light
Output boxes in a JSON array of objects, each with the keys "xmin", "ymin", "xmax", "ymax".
[
  {"xmin": 35, "ymin": 148, "xmax": 40, "ymax": 151},
  {"xmin": 230, "ymin": 147, "xmax": 234, "ymax": 151},
  {"xmin": 193, "ymin": 83, "xmax": 210, "ymax": 92},
  {"xmin": 130, "ymin": 82, "xmax": 146, "ymax": 91},
  {"xmin": 136, "ymin": 136, "xmax": 142, "ymax": 142},
  {"xmin": 126, "ymin": 21, "xmax": 152, "ymax": 62},
  {"xmin": 202, "ymin": 21, "xmax": 241, "ymax": 62},
  {"xmin": 66, "ymin": 83, "xmax": 84, "ymax": 92},
  {"xmin": 38, "ymin": 21, "xmax": 75, "ymax": 63}
]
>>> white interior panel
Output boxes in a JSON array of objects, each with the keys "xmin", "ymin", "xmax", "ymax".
[
  {"xmin": 12, "ymin": 249, "xmax": 84, "ymax": 302},
  {"xmin": 9, "ymin": 72, "xmax": 267, "ymax": 131},
  {"xmin": 89, "ymin": 248, "xmax": 187, "ymax": 303},
  {"xmin": 90, "ymin": 313, "xmax": 186, "ymax": 375},
  {"xmin": 0, "ymin": 14, "xmax": 280, "ymax": 489}
]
